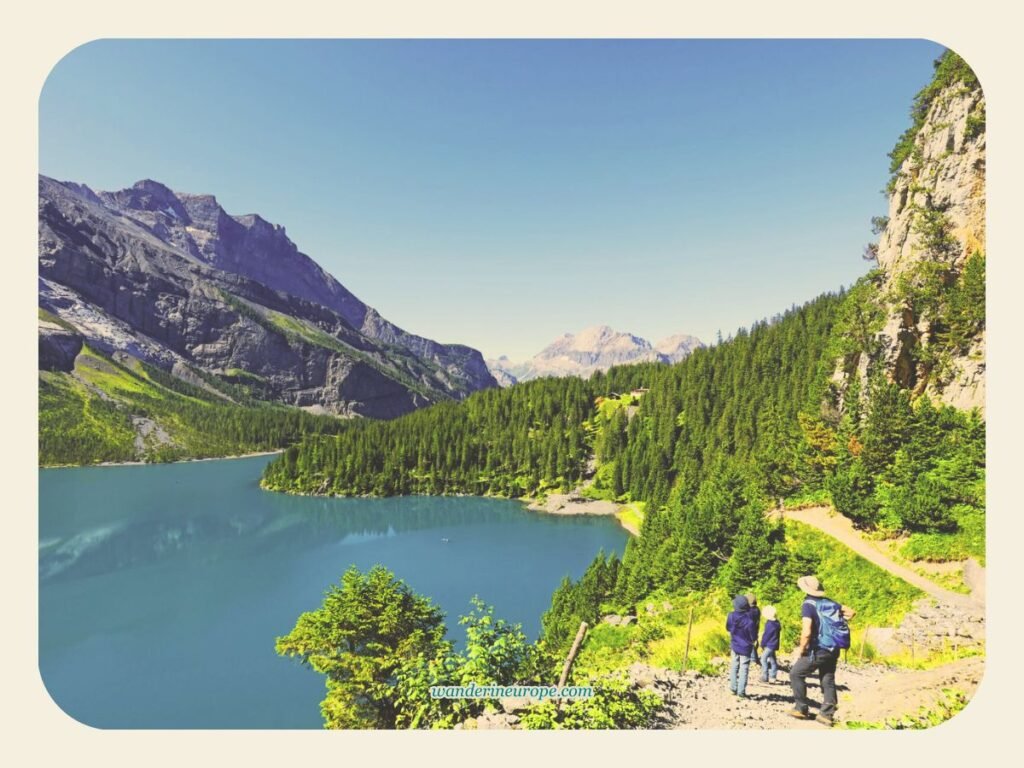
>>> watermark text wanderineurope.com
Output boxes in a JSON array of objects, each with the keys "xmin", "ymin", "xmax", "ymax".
[{"xmin": 428, "ymin": 683, "xmax": 593, "ymax": 700}]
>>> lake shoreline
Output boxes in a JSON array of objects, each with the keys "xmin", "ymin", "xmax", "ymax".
[
  {"xmin": 523, "ymin": 493, "xmax": 640, "ymax": 536},
  {"xmin": 40, "ymin": 449, "xmax": 283, "ymax": 470},
  {"xmin": 259, "ymin": 480, "xmax": 640, "ymax": 536},
  {"xmin": 49, "ymin": 451, "xmax": 641, "ymax": 536}
]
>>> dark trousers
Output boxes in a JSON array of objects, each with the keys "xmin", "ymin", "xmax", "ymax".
[{"xmin": 790, "ymin": 648, "xmax": 839, "ymax": 717}]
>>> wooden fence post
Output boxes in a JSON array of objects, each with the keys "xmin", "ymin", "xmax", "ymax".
[
  {"xmin": 682, "ymin": 607, "xmax": 695, "ymax": 672},
  {"xmin": 556, "ymin": 621, "xmax": 589, "ymax": 710}
]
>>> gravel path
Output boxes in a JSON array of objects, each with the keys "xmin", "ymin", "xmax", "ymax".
[
  {"xmin": 648, "ymin": 506, "xmax": 986, "ymax": 729},
  {"xmin": 780, "ymin": 506, "xmax": 982, "ymax": 609},
  {"xmin": 639, "ymin": 655, "xmax": 984, "ymax": 729}
]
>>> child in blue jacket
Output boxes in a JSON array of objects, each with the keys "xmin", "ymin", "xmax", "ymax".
[
  {"xmin": 759, "ymin": 605, "xmax": 781, "ymax": 683},
  {"xmin": 725, "ymin": 594, "xmax": 757, "ymax": 697}
]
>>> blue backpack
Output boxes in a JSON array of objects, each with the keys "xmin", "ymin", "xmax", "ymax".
[{"xmin": 811, "ymin": 598, "xmax": 851, "ymax": 650}]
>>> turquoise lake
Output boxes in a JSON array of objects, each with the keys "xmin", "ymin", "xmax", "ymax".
[{"xmin": 38, "ymin": 455, "xmax": 628, "ymax": 729}]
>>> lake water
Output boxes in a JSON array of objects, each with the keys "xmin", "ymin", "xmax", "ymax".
[{"xmin": 38, "ymin": 455, "xmax": 628, "ymax": 729}]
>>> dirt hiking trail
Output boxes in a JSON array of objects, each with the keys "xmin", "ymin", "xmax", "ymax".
[
  {"xmin": 635, "ymin": 654, "xmax": 983, "ymax": 729},
  {"xmin": 780, "ymin": 506, "xmax": 982, "ymax": 608},
  {"xmin": 657, "ymin": 505, "xmax": 986, "ymax": 729}
]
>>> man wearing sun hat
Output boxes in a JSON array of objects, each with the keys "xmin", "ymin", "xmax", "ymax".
[{"xmin": 787, "ymin": 575, "xmax": 856, "ymax": 727}]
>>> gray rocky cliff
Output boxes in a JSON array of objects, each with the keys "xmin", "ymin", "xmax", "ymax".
[
  {"xmin": 833, "ymin": 62, "xmax": 985, "ymax": 416},
  {"xmin": 38, "ymin": 176, "xmax": 496, "ymax": 418},
  {"xmin": 38, "ymin": 320, "xmax": 83, "ymax": 372}
]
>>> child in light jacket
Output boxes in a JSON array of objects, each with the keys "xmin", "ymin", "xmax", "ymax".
[{"xmin": 759, "ymin": 605, "xmax": 781, "ymax": 684}]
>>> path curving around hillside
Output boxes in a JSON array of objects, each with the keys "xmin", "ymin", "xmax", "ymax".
[{"xmin": 778, "ymin": 506, "xmax": 983, "ymax": 609}]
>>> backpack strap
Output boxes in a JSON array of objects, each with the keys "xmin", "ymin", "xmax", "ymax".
[{"xmin": 803, "ymin": 597, "xmax": 820, "ymax": 649}]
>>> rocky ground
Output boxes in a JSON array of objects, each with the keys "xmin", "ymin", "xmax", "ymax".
[
  {"xmin": 638, "ymin": 655, "xmax": 984, "ymax": 729},
  {"xmin": 466, "ymin": 655, "xmax": 984, "ymax": 731},
  {"xmin": 527, "ymin": 491, "xmax": 620, "ymax": 517}
]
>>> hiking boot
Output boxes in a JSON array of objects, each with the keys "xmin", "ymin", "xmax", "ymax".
[
  {"xmin": 816, "ymin": 714, "xmax": 835, "ymax": 727},
  {"xmin": 787, "ymin": 709, "xmax": 813, "ymax": 720}
]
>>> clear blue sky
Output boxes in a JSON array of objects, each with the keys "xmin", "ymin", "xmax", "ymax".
[{"xmin": 40, "ymin": 39, "xmax": 944, "ymax": 360}]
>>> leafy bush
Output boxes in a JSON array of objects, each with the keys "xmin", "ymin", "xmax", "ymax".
[
  {"xmin": 901, "ymin": 506, "xmax": 985, "ymax": 564},
  {"xmin": 395, "ymin": 597, "xmax": 537, "ymax": 729},
  {"xmin": 519, "ymin": 672, "xmax": 662, "ymax": 729},
  {"xmin": 457, "ymin": 598, "xmax": 533, "ymax": 688},
  {"xmin": 964, "ymin": 102, "xmax": 986, "ymax": 141},
  {"xmin": 277, "ymin": 566, "xmax": 545, "ymax": 730}
]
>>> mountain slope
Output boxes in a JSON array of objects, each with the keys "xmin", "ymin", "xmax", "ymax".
[
  {"xmin": 489, "ymin": 326, "xmax": 702, "ymax": 384},
  {"xmin": 830, "ymin": 52, "xmax": 985, "ymax": 414},
  {"xmin": 39, "ymin": 176, "xmax": 496, "ymax": 427},
  {"xmin": 88, "ymin": 179, "xmax": 495, "ymax": 391},
  {"xmin": 39, "ymin": 315, "xmax": 346, "ymax": 466}
]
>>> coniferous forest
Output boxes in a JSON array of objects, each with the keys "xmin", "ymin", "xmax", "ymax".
[{"xmin": 263, "ymin": 278, "xmax": 984, "ymax": 645}]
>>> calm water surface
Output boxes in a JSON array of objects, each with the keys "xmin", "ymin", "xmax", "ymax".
[{"xmin": 39, "ymin": 455, "xmax": 627, "ymax": 728}]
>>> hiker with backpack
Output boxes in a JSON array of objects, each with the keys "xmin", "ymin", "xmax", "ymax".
[
  {"xmin": 725, "ymin": 594, "xmax": 758, "ymax": 698},
  {"xmin": 787, "ymin": 575, "xmax": 855, "ymax": 727}
]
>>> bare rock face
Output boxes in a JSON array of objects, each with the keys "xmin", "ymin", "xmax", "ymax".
[
  {"xmin": 38, "ymin": 176, "xmax": 496, "ymax": 418},
  {"xmin": 836, "ymin": 71, "xmax": 985, "ymax": 415},
  {"xmin": 877, "ymin": 90, "xmax": 985, "ymax": 280},
  {"xmin": 654, "ymin": 333, "xmax": 704, "ymax": 363},
  {"xmin": 878, "ymin": 84, "xmax": 985, "ymax": 413},
  {"xmin": 38, "ymin": 321, "xmax": 82, "ymax": 372}
]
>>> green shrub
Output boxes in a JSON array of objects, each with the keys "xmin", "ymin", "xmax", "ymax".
[
  {"xmin": 964, "ymin": 102, "xmax": 985, "ymax": 141},
  {"xmin": 901, "ymin": 506, "xmax": 985, "ymax": 564},
  {"xmin": 519, "ymin": 672, "xmax": 662, "ymax": 730}
]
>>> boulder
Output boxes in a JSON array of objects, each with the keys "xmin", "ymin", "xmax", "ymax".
[
  {"xmin": 472, "ymin": 712, "xmax": 519, "ymax": 730},
  {"xmin": 39, "ymin": 322, "xmax": 82, "ymax": 372}
]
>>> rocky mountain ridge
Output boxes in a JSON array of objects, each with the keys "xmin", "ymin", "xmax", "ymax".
[
  {"xmin": 832, "ymin": 53, "xmax": 985, "ymax": 415},
  {"xmin": 39, "ymin": 176, "xmax": 496, "ymax": 419},
  {"xmin": 487, "ymin": 325, "xmax": 703, "ymax": 385}
]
